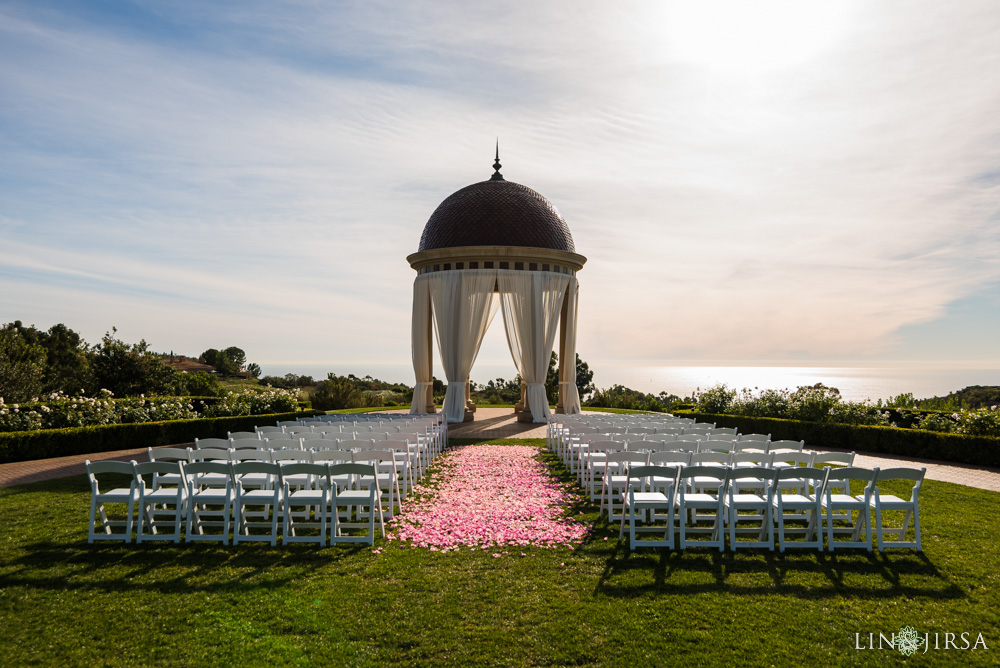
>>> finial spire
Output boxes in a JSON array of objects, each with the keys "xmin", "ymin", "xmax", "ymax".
[{"xmin": 490, "ymin": 139, "xmax": 504, "ymax": 180}]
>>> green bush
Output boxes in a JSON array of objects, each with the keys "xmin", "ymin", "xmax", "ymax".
[
  {"xmin": 0, "ymin": 410, "xmax": 319, "ymax": 464},
  {"xmin": 678, "ymin": 410, "xmax": 1000, "ymax": 467},
  {"xmin": 311, "ymin": 376, "xmax": 366, "ymax": 411},
  {"xmin": 915, "ymin": 411, "xmax": 957, "ymax": 433},
  {"xmin": 694, "ymin": 384, "xmax": 737, "ymax": 414}
]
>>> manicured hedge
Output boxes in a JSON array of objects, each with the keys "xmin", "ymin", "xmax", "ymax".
[
  {"xmin": 678, "ymin": 411, "xmax": 1000, "ymax": 468},
  {"xmin": 0, "ymin": 410, "xmax": 321, "ymax": 464}
]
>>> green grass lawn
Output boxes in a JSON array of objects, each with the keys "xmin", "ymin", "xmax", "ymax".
[{"xmin": 1, "ymin": 440, "xmax": 997, "ymax": 666}]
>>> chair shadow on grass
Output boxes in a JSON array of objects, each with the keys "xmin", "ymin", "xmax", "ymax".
[
  {"xmin": 0, "ymin": 539, "xmax": 368, "ymax": 595},
  {"xmin": 593, "ymin": 540, "xmax": 962, "ymax": 601}
]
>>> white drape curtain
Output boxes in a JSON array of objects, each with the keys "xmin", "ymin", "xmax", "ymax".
[
  {"xmin": 559, "ymin": 276, "xmax": 582, "ymax": 414},
  {"xmin": 497, "ymin": 270, "xmax": 571, "ymax": 423},
  {"xmin": 428, "ymin": 269, "xmax": 499, "ymax": 423},
  {"xmin": 409, "ymin": 276, "xmax": 434, "ymax": 414}
]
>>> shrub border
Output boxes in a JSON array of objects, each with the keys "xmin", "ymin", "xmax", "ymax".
[
  {"xmin": 677, "ymin": 410, "xmax": 1000, "ymax": 468},
  {"xmin": 0, "ymin": 410, "xmax": 321, "ymax": 464}
]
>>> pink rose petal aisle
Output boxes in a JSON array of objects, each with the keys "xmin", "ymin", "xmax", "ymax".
[{"xmin": 386, "ymin": 445, "xmax": 590, "ymax": 552}]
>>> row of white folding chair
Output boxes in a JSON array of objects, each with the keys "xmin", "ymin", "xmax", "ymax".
[
  {"xmin": 245, "ymin": 429, "xmax": 432, "ymax": 481},
  {"xmin": 574, "ymin": 437, "xmax": 766, "ymax": 487},
  {"xmin": 596, "ymin": 451, "xmax": 857, "ymax": 516},
  {"xmin": 617, "ymin": 464, "xmax": 924, "ymax": 552},
  {"xmin": 85, "ymin": 459, "xmax": 385, "ymax": 545},
  {"xmin": 150, "ymin": 456, "xmax": 389, "ymax": 542},
  {"xmin": 152, "ymin": 444, "xmax": 410, "ymax": 508},
  {"xmin": 305, "ymin": 415, "xmax": 445, "ymax": 449},
  {"xmin": 295, "ymin": 415, "xmax": 446, "ymax": 462},
  {"xmin": 554, "ymin": 421, "xmax": 721, "ymax": 467},
  {"xmin": 295, "ymin": 423, "xmax": 442, "ymax": 464}
]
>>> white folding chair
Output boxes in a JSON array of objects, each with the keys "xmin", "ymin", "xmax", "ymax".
[
  {"xmin": 184, "ymin": 461, "xmax": 234, "ymax": 543},
  {"xmin": 85, "ymin": 460, "xmax": 137, "ymax": 543},
  {"xmin": 230, "ymin": 449, "xmax": 273, "ymax": 488},
  {"xmin": 584, "ymin": 441, "xmax": 626, "ymax": 500},
  {"xmin": 811, "ymin": 452, "xmax": 857, "ymax": 520},
  {"xmin": 822, "ymin": 467, "xmax": 877, "ymax": 552},
  {"xmin": 871, "ymin": 468, "xmax": 925, "ymax": 551},
  {"xmin": 619, "ymin": 465, "xmax": 680, "ymax": 550},
  {"xmin": 697, "ymin": 440, "xmax": 735, "ymax": 455},
  {"xmin": 726, "ymin": 467, "xmax": 778, "ymax": 550},
  {"xmin": 194, "ymin": 437, "xmax": 231, "ymax": 450},
  {"xmin": 773, "ymin": 467, "xmax": 828, "ymax": 552},
  {"xmin": 188, "ymin": 447, "xmax": 231, "ymax": 488},
  {"xmin": 230, "ymin": 438, "xmax": 267, "ymax": 451},
  {"xmin": 281, "ymin": 462, "xmax": 331, "ymax": 545},
  {"xmin": 599, "ymin": 451, "xmax": 650, "ymax": 520},
  {"xmin": 146, "ymin": 447, "xmax": 191, "ymax": 489},
  {"xmin": 232, "ymin": 462, "xmax": 281, "ymax": 545},
  {"xmin": 769, "ymin": 439, "xmax": 806, "ymax": 455},
  {"xmin": 329, "ymin": 462, "xmax": 385, "ymax": 545},
  {"xmin": 676, "ymin": 466, "xmax": 729, "ymax": 551},
  {"xmin": 227, "ymin": 431, "xmax": 261, "ymax": 441},
  {"xmin": 353, "ymin": 450, "xmax": 401, "ymax": 517},
  {"xmin": 134, "ymin": 461, "xmax": 187, "ymax": 543}
]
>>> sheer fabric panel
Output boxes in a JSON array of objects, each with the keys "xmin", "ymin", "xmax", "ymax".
[
  {"xmin": 429, "ymin": 270, "xmax": 499, "ymax": 423},
  {"xmin": 498, "ymin": 270, "xmax": 571, "ymax": 423},
  {"xmin": 409, "ymin": 276, "xmax": 434, "ymax": 414},
  {"xmin": 559, "ymin": 276, "xmax": 582, "ymax": 414}
]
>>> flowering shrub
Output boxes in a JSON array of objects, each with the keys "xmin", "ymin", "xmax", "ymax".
[
  {"xmin": 732, "ymin": 387, "xmax": 790, "ymax": 418},
  {"xmin": 785, "ymin": 385, "xmax": 842, "ymax": 423},
  {"xmin": 916, "ymin": 412, "xmax": 956, "ymax": 433},
  {"xmin": 691, "ymin": 383, "xmax": 1000, "ymax": 438},
  {"xmin": 203, "ymin": 386, "xmax": 299, "ymax": 418},
  {"xmin": 954, "ymin": 406, "xmax": 1000, "ymax": 437},
  {"xmin": 387, "ymin": 445, "xmax": 591, "ymax": 552},
  {"xmin": 694, "ymin": 385, "xmax": 737, "ymax": 414},
  {"xmin": 825, "ymin": 401, "xmax": 890, "ymax": 426},
  {"xmin": 0, "ymin": 390, "xmax": 199, "ymax": 433}
]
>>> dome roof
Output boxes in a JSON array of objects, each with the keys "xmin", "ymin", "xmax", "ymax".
[{"xmin": 418, "ymin": 179, "xmax": 576, "ymax": 253}]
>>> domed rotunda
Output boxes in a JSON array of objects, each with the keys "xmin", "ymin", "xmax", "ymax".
[{"xmin": 407, "ymin": 149, "xmax": 587, "ymax": 423}]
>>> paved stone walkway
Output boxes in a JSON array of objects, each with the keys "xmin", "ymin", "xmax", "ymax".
[{"xmin": 1, "ymin": 407, "xmax": 998, "ymax": 493}]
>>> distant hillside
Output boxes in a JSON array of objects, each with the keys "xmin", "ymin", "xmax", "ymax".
[{"xmin": 915, "ymin": 385, "xmax": 1000, "ymax": 410}]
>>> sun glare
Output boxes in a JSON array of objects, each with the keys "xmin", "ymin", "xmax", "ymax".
[{"xmin": 662, "ymin": 1, "xmax": 853, "ymax": 74}]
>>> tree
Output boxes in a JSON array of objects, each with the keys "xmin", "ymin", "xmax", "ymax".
[
  {"xmin": 92, "ymin": 328, "xmax": 180, "ymax": 397},
  {"xmin": 200, "ymin": 348, "xmax": 239, "ymax": 377},
  {"xmin": 574, "ymin": 354, "xmax": 595, "ymax": 401},
  {"xmin": 245, "ymin": 362, "xmax": 261, "ymax": 379},
  {"xmin": 545, "ymin": 352, "xmax": 559, "ymax": 404},
  {"xmin": 223, "ymin": 346, "xmax": 246, "ymax": 371},
  {"xmin": 311, "ymin": 375, "xmax": 365, "ymax": 410},
  {"xmin": 39, "ymin": 323, "xmax": 93, "ymax": 394},
  {"xmin": 550, "ymin": 352, "xmax": 596, "ymax": 402},
  {"xmin": 185, "ymin": 371, "xmax": 222, "ymax": 397},
  {"xmin": 0, "ymin": 323, "xmax": 47, "ymax": 402}
]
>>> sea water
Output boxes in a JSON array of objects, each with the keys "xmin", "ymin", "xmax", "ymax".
[{"xmin": 258, "ymin": 362, "xmax": 1000, "ymax": 402}]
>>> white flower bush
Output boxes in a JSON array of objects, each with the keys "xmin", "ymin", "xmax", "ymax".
[
  {"xmin": 204, "ymin": 386, "xmax": 299, "ymax": 418},
  {"xmin": 0, "ymin": 390, "xmax": 198, "ymax": 433},
  {"xmin": 0, "ymin": 386, "xmax": 300, "ymax": 433}
]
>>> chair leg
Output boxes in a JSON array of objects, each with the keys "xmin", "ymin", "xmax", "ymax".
[{"xmin": 875, "ymin": 504, "xmax": 885, "ymax": 552}]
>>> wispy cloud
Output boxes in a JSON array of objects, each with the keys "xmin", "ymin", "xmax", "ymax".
[{"xmin": 1, "ymin": 0, "xmax": 998, "ymax": 371}]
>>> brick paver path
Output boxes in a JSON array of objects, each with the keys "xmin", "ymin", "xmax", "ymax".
[{"xmin": 1, "ymin": 408, "xmax": 998, "ymax": 493}]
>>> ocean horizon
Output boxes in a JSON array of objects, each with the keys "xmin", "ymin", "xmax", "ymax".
[{"xmin": 257, "ymin": 362, "xmax": 1000, "ymax": 403}]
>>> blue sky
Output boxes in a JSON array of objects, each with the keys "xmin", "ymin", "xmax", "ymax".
[{"xmin": 1, "ymin": 0, "xmax": 999, "ymax": 374}]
